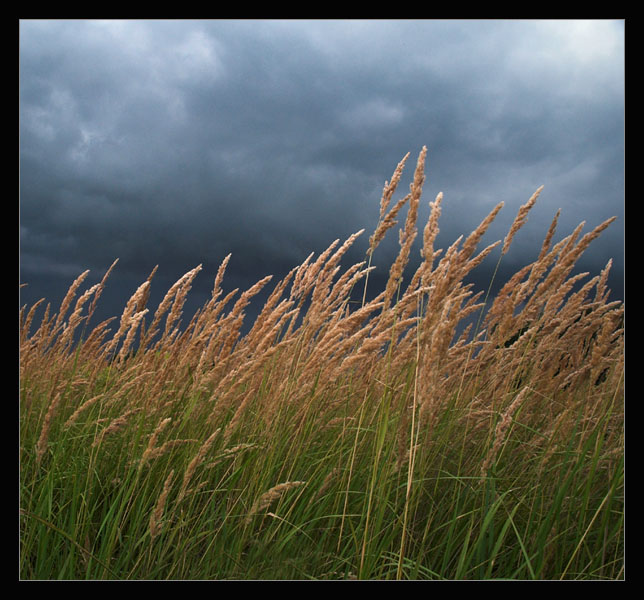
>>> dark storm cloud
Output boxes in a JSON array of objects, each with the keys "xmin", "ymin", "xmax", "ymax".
[{"xmin": 19, "ymin": 19, "xmax": 624, "ymax": 329}]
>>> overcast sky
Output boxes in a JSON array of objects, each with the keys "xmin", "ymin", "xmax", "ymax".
[{"xmin": 19, "ymin": 19, "xmax": 625, "ymax": 333}]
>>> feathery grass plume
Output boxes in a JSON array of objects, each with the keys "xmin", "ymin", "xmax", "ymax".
[
  {"xmin": 191, "ymin": 286, "xmax": 242, "ymax": 380},
  {"xmin": 298, "ymin": 313, "xmax": 403, "ymax": 410},
  {"xmin": 417, "ymin": 293, "xmax": 474, "ymax": 429},
  {"xmin": 221, "ymin": 275, "xmax": 273, "ymax": 336},
  {"xmin": 368, "ymin": 160, "xmax": 413, "ymax": 263},
  {"xmin": 451, "ymin": 201, "xmax": 505, "ymax": 284},
  {"xmin": 87, "ymin": 258, "xmax": 119, "ymax": 323},
  {"xmin": 137, "ymin": 265, "xmax": 158, "ymax": 312},
  {"xmin": 419, "ymin": 232, "xmax": 463, "ymax": 302},
  {"xmin": 115, "ymin": 309, "xmax": 149, "ymax": 365},
  {"xmin": 509, "ymin": 209, "xmax": 562, "ymax": 311},
  {"xmin": 35, "ymin": 391, "xmax": 62, "ymax": 465},
  {"xmin": 76, "ymin": 317, "xmax": 117, "ymax": 365},
  {"xmin": 213, "ymin": 334, "xmax": 296, "ymax": 434},
  {"xmin": 484, "ymin": 214, "xmax": 582, "ymax": 348},
  {"xmin": 567, "ymin": 217, "xmax": 619, "ymax": 268},
  {"xmin": 480, "ymin": 386, "xmax": 530, "ymax": 477},
  {"xmin": 104, "ymin": 369, "xmax": 156, "ymax": 407},
  {"xmin": 20, "ymin": 297, "xmax": 46, "ymax": 347},
  {"xmin": 288, "ymin": 233, "xmax": 366, "ymax": 361},
  {"xmin": 368, "ymin": 193, "xmax": 411, "ymax": 258},
  {"xmin": 142, "ymin": 265, "xmax": 201, "ymax": 349},
  {"xmin": 103, "ymin": 281, "xmax": 151, "ymax": 358},
  {"xmin": 181, "ymin": 285, "xmax": 235, "ymax": 362},
  {"xmin": 320, "ymin": 259, "xmax": 370, "ymax": 316},
  {"xmin": 137, "ymin": 439, "xmax": 199, "ymax": 467},
  {"xmin": 483, "ymin": 263, "xmax": 534, "ymax": 339},
  {"xmin": 244, "ymin": 302, "xmax": 298, "ymax": 358},
  {"xmin": 58, "ymin": 283, "xmax": 99, "ymax": 350},
  {"xmin": 308, "ymin": 230, "xmax": 365, "ymax": 316},
  {"xmin": 26, "ymin": 301, "xmax": 52, "ymax": 360},
  {"xmin": 382, "ymin": 146, "xmax": 427, "ymax": 312},
  {"xmin": 243, "ymin": 266, "xmax": 297, "ymax": 346},
  {"xmin": 293, "ymin": 239, "xmax": 340, "ymax": 304},
  {"xmin": 594, "ymin": 258, "xmax": 613, "ymax": 304},
  {"xmin": 54, "ymin": 269, "xmax": 90, "ymax": 331},
  {"xmin": 290, "ymin": 251, "xmax": 314, "ymax": 301},
  {"xmin": 542, "ymin": 271, "xmax": 591, "ymax": 321},
  {"xmin": 467, "ymin": 238, "xmax": 504, "ymax": 273},
  {"xmin": 245, "ymin": 481, "xmax": 306, "ymax": 525},
  {"xmin": 502, "ymin": 186, "xmax": 543, "ymax": 255},
  {"xmin": 222, "ymin": 389, "xmax": 257, "ymax": 444},
  {"xmin": 132, "ymin": 264, "xmax": 157, "ymax": 339},
  {"xmin": 212, "ymin": 253, "xmax": 232, "ymax": 300},
  {"xmin": 379, "ymin": 151, "xmax": 410, "ymax": 222},
  {"xmin": 149, "ymin": 469, "xmax": 174, "ymax": 540},
  {"xmin": 339, "ymin": 319, "xmax": 403, "ymax": 374},
  {"xmin": 161, "ymin": 264, "xmax": 203, "ymax": 344},
  {"xmin": 558, "ymin": 220, "xmax": 586, "ymax": 258},
  {"xmin": 27, "ymin": 272, "xmax": 88, "ymax": 364},
  {"xmin": 204, "ymin": 442, "xmax": 259, "ymax": 469},
  {"xmin": 419, "ymin": 191, "xmax": 444, "ymax": 279},
  {"xmin": 526, "ymin": 217, "xmax": 617, "ymax": 318},
  {"xmin": 304, "ymin": 264, "xmax": 374, "ymax": 349},
  {"xmin": 63, "ymin": 393, "xmax": 104, "ymax": 429},
  {"xmin": 321, "ymin": 293, "xmax": 385, "ymax": 355},
  {"xmin": 537, "ymin": 208, "xmax": 561, "ymax": 263},
  {"xmin": 177, "ymin": 428, "xmax": 220, "ymax": 504},
  {"xmin": 91, "ymin": 408, "xmax": 143, "ymax": 448},
  {"xmin": 365, "ymin": 149, "xmax": 412, "ymax": 303},
  {"xmin": 586, "ymin": 307, "xmax": 623, "ymax": 383},
  {"xmin": 141, "ymin": 417, "xmax": 173, "ymax": 464}
]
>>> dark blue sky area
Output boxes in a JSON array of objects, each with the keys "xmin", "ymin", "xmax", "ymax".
[{"xmin": 19, "ymin": 19, "xmax": 625, "ymax": 332}]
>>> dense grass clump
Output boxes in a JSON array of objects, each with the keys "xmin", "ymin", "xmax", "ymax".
[{"xmin": 20, "ymin": 148, "xmax": 623, "ymax": 580}]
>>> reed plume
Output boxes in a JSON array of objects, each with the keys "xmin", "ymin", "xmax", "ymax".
[
  {"xmin": 149, "ymin": 469, "xmax": 175, "ymax": 540},
  {"xmin": 245, "ymin": 481, "xmax": 307, "ymax": 525}
]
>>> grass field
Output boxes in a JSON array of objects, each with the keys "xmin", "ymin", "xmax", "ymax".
[{"xmin": 19, "ymin": 148, "xmax": 624, "ymax": 580}]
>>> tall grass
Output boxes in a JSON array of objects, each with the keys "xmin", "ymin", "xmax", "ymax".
[{"xmin": 19, "ymin": 148, "xmax": 624, "ymax": 580}]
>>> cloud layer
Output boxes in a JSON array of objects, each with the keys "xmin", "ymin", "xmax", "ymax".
[{"xmin": 19, "ymin": 19, "xmax": 624, "ymax": 328}]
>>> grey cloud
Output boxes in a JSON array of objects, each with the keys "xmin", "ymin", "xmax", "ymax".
[{"xmin": 19, "ymin": 19, "xmax": 624, "ymax": 327}]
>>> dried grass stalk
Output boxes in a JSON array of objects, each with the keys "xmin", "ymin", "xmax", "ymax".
[
  {"xmin": 149, "ymin": 469, "xmax": 174, "ymax": 540},
  {"xmin": 141, "ymin": 417, "xmax": 173, "ymax": 463},
  {"xmin": 63, "ymin": 393, "xmax": 104, "ymax": 429},
  {"xmin": 481, "ymin": 386, "xmax": 530, "ymax": 477},
  {"xmin": 245, "ymin": 481, "xmax": 306, "ymax": 525},
  {"xmin": 177, "ymin": 428, "xmax": 220, "ymax": 504},
  {"xmin": 35, "ymin": 391, "xmax": 62, "ymax": 465},
  {"xmin": 92, "ymin": 408, "xmax": 143, "ymax": 448},
  {"xmin": 54, "ymin": 270, "xmax": 90, "ymax": 330},
  {"xmin": 502, "ymin": 186, "xmax": 543, "ymax": 255}
]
